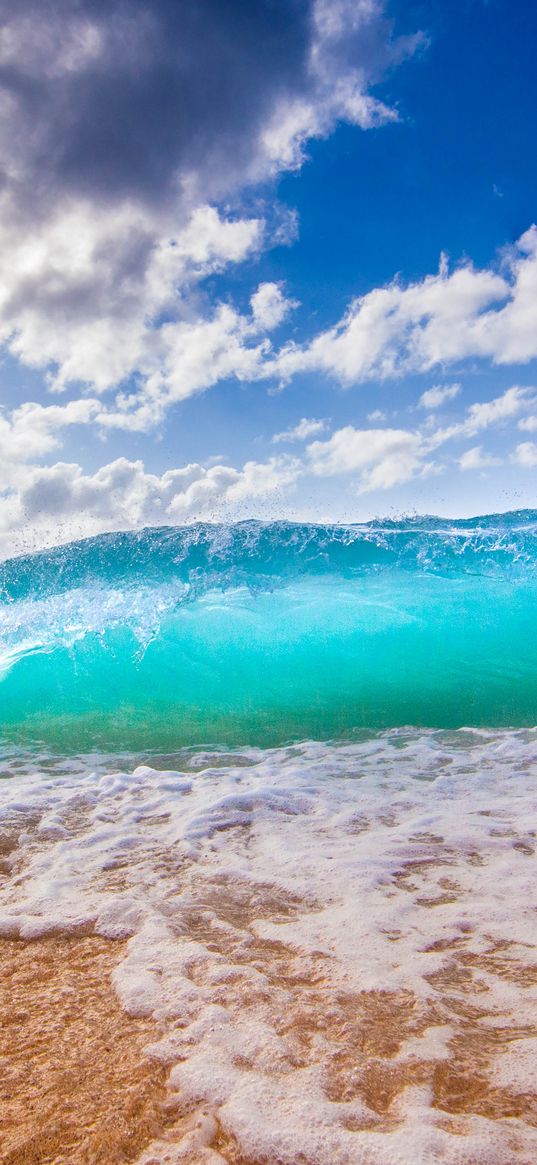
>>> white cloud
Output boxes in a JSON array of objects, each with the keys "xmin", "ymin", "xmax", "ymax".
[
  {"xmin": 512, "ymin": 442, "xmax": 537, "ymax": 468},
  {"xmin": 458, "ymin": 445, "xmax": 501, "ymax": 471},
  {"xmin": 3, "ymin": 377, "xmax": 532, "ymax": 557},
  {"xmin": 0, "ymin": 454, "xmax": 302, "ymax": 557},
  {"xmin": 0, "ymin": 201, "xmax": 264, "ymax": 397},
  {"xmin": 260, "ymin": 74, "xmax": 397, "ymax": 176},
  {"xmin": 97, "ymin": 289, "xmax": 297, "ymax": 432},
  {"xmin": 430, "ymin": 385, "xmax": 535, "ymax": 446},
  {"xmin": 0, "ymin": 398, "xmax": 99, "ymax": 485},
  {"xmin": 307, "ymin": 425, "xmax": 431, "ymax": 492},
  {"xmin": 259, "ymin": 0, "xmax": 421, "ymax": 173},
  {"xmin": 250, "ymin": 283, "xmax": 294, "ymax": 331},
  {"xmin": 460, "ymin": 385, "xmax": 534, "ymax": 431},
  {"xmin": 367, "ymin": 409, "xmax": 387, "ymax": 422},
  {"xmin": 272, "ymin": 417, "xmax": 328, "ymax": 443},
  {"xmin": 419, "ymin": 383, "xmax": 461, "ymax": 409},
  {"xmin": 273, "ymin": 228, "xmax": 537, "ymax": 386},
  {"xmin": 518, "ymin": 415, "xmax": 537, "ymax": 432},
  {"xmin": 1, "ymin": 381, "xmax": 527, "ymax": 557},
  {"xmin": 303, "ymin": 386, "xmax": 533, "ymax": 494}
]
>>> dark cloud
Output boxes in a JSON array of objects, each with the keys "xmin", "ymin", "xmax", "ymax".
[
  {"xmin": 0, "ymin": 0, "xmax": 419, "ymax": 401},
  {"xmin": 0, "ymin": 0, "xmax": 313, "ymax": 214}
]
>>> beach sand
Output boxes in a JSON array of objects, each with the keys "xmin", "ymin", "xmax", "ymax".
[{"xmin": 0, "ymin": 934, "xmax": 172, "ymax": 1165}]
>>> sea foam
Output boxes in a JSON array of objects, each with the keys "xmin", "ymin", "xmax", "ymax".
[{"xmin": 1, "ymin": 730, "xmax": 537, "ymax": 1162}]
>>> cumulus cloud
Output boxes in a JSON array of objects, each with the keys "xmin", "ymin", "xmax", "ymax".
[
  {"xmin": 251, "ymin": 283, "xmax": 294, "ymax": 332},
  {"xmin": 419, "ymin": 383, "xmax": 461, "ymax": 409},
  {"xmin": 2, "ymin": 378, "xmax": 532, "ymax": 556},
  {"xmin": 274, "ymin": 228, "xmax": 537, "ymax": 385},
  {"xmin": 512, "ymin": 442, "xmax": 537, "ymax": 468},
  {"xmin": 272, "ymin": 416, "xmax": 328, "ymax": 442},
  {"xmin": 430, "ymin": 385, "xmax": 536, "ymax": 446},
  {"xmin": 459, "ymin": 385, "xmax": 535, "ymax": 431},
  {"xmin": 0, "ymin": 0, "xmax": 416, "ymax": 408},
  {"xmin": 0, "ymin": 398, "xmax": 99, "ymax": 484},
  {"xmin": 0, "ymin": 453, "xmax": 302, "ymax": 557},
  {"xmin": 303, "ymin": 385, "xmax": 535, "ymax": 493},
  {"xmin": 518, "ymin": 414, "xmax": 537, "ymax": 432},
  {"xmin": 96, "ymin": 285, "xmax": 296, "ymax": 432},
  {"xmin": 458, "ymin": 446, "xmax": 502, "ymax": 471},
  {"xmin": 89, "ymin": 225, "xmax": 537, "ymax": 438},
  {"xmin": 259, "ymin": 0, "xmax": 420, "ymax": 172},
  {"xmin": 1, "ymin": 203, "xmax": 265, "ymax": 397},
  {"xmin": 306, "ymin": 425, "xmax": 432, "ymax": 491}
]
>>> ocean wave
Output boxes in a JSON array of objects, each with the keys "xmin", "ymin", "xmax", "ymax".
[
  {"xmin": 1, "ymin": 513, "xmax": 536, "ymax": 750},
  {"xmin": 2, "ymin": 511, "xmax": 537, "ymax": 604}
]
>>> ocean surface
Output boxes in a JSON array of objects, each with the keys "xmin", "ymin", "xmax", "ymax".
[{"xmin": 1, "ymin": 513, "xmax": 537, "ymax": 1163}]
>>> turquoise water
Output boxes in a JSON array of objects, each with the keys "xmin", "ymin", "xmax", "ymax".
[{"xmin": 1, "ymin": 512, "xmax": 536, "ymax": 751}]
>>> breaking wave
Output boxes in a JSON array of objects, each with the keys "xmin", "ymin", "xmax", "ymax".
[{"xmin": 1, "ymin": 512, "xmax": 536, "ymax": 750}]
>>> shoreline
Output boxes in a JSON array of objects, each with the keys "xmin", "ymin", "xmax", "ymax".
[
  {"xmin": 1, "ymin": 731, "xmax": 537, "ymax": 1163},
  {"xmin": 2, "ymin": 926, "xmax": 537, "ymax": 1163}
]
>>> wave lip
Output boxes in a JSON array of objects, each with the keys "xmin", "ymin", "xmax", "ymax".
[{"xmin": 2, "ymin": 510, "xmax": 537, "ymax": 603}]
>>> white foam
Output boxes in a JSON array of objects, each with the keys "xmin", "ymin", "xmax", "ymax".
[
  {"xmin": 1, "ymin": 728, "xmax": 537, "ymax": 1161},
  {"xmin": 493, "ymin": 1038, "xmax": 537, "ymax": 1093}
]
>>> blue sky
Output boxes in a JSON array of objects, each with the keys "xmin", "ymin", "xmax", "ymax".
[{"xmin": 0, "ymin": 0, "xmax": 536, "ymax": 554}]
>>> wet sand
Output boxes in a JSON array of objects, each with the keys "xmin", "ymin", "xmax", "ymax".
[
  {"xmin": 2, "ymin": 921, "xmax": 537, "ymax": 1164},
  {"xmin": 0, "ymin": 934, "xmax": 170, "ymax": 1165}
]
